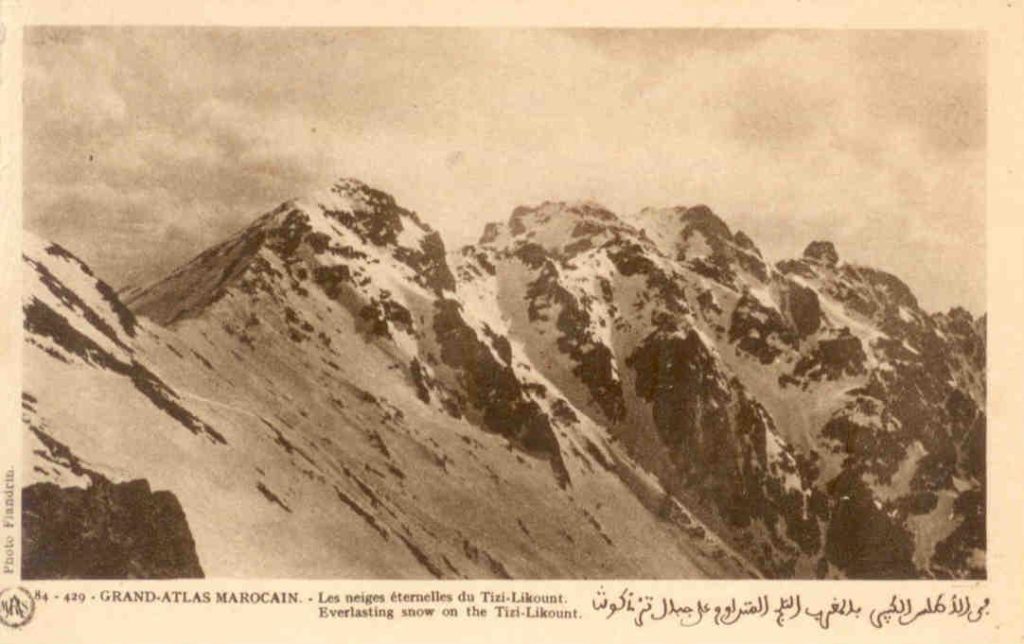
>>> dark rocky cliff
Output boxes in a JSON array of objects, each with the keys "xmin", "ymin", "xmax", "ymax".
[{"xmin": 23, "ymin": 477, "xmax": 204, "ymax": 579}]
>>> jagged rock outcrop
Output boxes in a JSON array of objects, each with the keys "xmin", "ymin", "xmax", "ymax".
[
  {"xmin": 23, "ymin": 478, "xmax": 204, "ymax": 579},
  {"xmin": 803, "ymin": 240, "xmax": 839, "ymax": 266}
]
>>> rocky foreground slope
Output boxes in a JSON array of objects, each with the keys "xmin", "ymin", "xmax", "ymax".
[{"xmin": 22, "ymin": 179, "xmax": 985, "ymax": 579}]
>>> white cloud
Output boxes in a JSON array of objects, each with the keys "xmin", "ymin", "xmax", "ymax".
[{"xmin": 23, "ymin": 27, "xmax": 985, "ymax": 313}]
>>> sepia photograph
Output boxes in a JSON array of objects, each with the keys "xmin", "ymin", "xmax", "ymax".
[{"xmin": 19, "ymin": 26, "xmax": 986, "ymax": 584}]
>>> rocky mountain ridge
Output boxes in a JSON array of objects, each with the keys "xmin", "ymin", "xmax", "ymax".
[{"xmin": 22, "ymin": 178, "xmax": 985, "ymax": 579}]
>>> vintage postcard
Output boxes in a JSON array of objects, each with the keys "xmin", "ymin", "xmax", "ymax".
[{"xmin": 1, "ymin": 1, "xmax": 1022, "ymax": 642}]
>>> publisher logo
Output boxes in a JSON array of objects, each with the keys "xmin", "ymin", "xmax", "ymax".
[{"xmin": 0, "ymin": 587, "xmax": 35, "ymax": 629}]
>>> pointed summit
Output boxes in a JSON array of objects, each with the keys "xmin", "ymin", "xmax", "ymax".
[
  {"xmin": 678, "ymin": 204, "xmax": 732, "ymax": 240},
  {"xmin": 127, "ymin": 178, "xmax": 454, "ymax": 325},
  {"xmin": 300, "ymin": 177, "xmax": 434, "ymax": 249},
  {"xmin": 507, "ymin": 200, "xmax": 620, "ymax": 233},
  {"xmin": 803, "ymin": 240, "xmax": 839, "ymax": 266},
  {"xmin": 331, "ymin": 176, "xmax": 372, "ymax": 192},
  {"xmin": 484, "ymin": 200, "xmax": 634, "ymax": 257},
  {"xmin": 634, "ymin": 204, "xmax": 768, "ymax": 284}
]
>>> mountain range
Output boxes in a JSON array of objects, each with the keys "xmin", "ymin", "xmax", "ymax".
[{"xmin": 21, "ymin": 178, "xmax": 985, "ymax": 579}]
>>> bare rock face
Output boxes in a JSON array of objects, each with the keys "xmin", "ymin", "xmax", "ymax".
[
  {"xmin": 780, "ymin": 278, "xmax": 822, "ymax": 338},
  {"xmin": 524, "ymin": 261, "xmax": 626, "ymax": 423},
  {"xmin": 824, "ymin": 468, "xmax": 917, "ymax": 579},
  {"xmin": 22, "ymin": 478, "xmax": 204, "ymax": 579},
  {"xmin": 431, "ymin": 298, "xmax": 570, "ymax": 487},
  {"xmin": 645, "ymin": 204, "xmax": 770, "ymax": 286},
  {"xmin": 627, "ymin": 330, "xmax": 732, "ymax": 477},
  {"xmin": 794, "ymin": 331, "xmax": 868, "ymax": 381},
  {"xmin": 728, "ymin": 291, "xmax": 797, "ymax": 364},
  {"xmin": 803, "ymin": 240, "xmax": 839, "ymax": 266},
  {"xmin": 626, "ymin": 329, "xmax": 820, "ymax": 576}
]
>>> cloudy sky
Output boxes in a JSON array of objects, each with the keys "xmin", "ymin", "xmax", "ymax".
[{"xmin": 24, "ymin": 27, "xmax": 985, "ymax": 312}]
